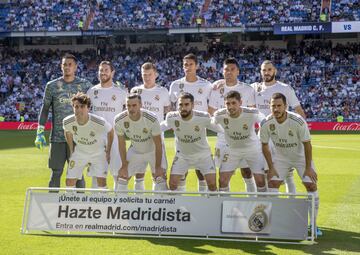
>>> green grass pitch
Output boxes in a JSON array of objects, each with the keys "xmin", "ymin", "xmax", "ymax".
[{"xmin": 0, "ymin": 131, "xmax": 359, "ymax": 255}]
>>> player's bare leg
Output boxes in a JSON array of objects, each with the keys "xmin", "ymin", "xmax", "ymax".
[
  {"xmin": 204, "ymin": 173, "xmax": 217, "ymax": 191},
  {"xmin": 241, "ymin": 167, "xmax": 256, "ymax": 192},
  {"xmin": 169, "ymin": 174, "xmax": 183, "ymax": 191},
  {"xmin": 219, "ymin": 171, "xmax": 234, "ymax": 192},
  {"xmin": 253, "ymin": 173, "xmax": 267, "ymax": 192},
  {"xmin": 96, "ymin": 177, "xmax": 107, "ymax": 189},
  {"xmin": 195, "ymin": 169, "xmax": 207, "ymax": 192}
]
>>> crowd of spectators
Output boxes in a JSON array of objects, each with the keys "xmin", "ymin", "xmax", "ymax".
[
  {"xmin": 0, "ymin": 40, "xmax": 359, "ymax": 122},
  {"xmin": 1, "ymin": 0, "xmax": 359, "ymax": 32}
]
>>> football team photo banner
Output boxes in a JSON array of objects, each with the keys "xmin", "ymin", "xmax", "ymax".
[{"xmin": 22, "ymin": 188, "xmax": 311, "ymax": 241}]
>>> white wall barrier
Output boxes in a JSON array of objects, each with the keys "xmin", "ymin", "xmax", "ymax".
[{"xmin": 22, "ymin": 188, "xmax": 316, "ymax": 244}]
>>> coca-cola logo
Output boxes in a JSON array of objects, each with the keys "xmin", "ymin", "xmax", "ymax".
[
  {"xmin": 333, "ymin": 123, "xmax": 360, "ymax": 131},
  {"xmin": 17, "ymin": 123, "xmax": 39, "ymax": 130}
]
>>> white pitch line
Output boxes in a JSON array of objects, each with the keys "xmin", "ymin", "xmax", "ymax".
[{"xmin": 313, "ymin": 145, "xmax": 360, "ymax": 152}]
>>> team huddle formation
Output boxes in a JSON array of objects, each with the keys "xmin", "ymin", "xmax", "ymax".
[{"xmin": 34, "ymin": 53, "xmax": 321, "ymax": 235}]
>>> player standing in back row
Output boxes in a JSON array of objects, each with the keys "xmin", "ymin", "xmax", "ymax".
[
  {"xmin": 169, "ymin": 53, "xmax": 212, "ymax": 192},
  {"xmin": 87, "ymin": 61, "xmax": 127, "ymax": 189},
  {"xmin": 252, "ymin": 60, "xmax": 307, "ymax": 194}
]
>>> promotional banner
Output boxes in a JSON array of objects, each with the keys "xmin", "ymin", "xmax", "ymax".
[
  {"xmin": 0, "ymin": 122, "xmax": 52, "ymax": 130},
  {"xmin": 332, "ymin": 21, "xmax": 360, "ymax": 33},
  {"xmin": 23, "ymin": 190, "xmax": 310, "ymax": 241},
  {"xmin": 308, "ymin": 122, "xmax": 360, "ymax": 131},
  {"xmin": 274, "ymin": 22, "xmax": 331, "ymax": 34}
]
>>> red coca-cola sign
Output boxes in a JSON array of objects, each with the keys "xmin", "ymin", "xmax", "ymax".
[
  {"xmin": 0, "ymin": 122, "xmax": 52, "ymax": 130},
  {"xmin": 308, "ymin": 122, "xmax": 360, "ymax": 131}
]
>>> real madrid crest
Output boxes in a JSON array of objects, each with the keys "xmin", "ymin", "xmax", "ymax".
[
  {"xmin": 143, "ymin": 128, "xmax": 148, "ymax": 134},
  {"xmin": 198, "ymin": 88, "xmax": 203, "ymax": 94},
  {"xmin": 57, "ymin": 81, "xmax": 63, "ymax": 91},
  {"xmin": 136, "ymin": 89, "xmax": 142, "ymax": 95},
  {"xmin": 69, "ymin": 160, "xmax": 75, "ymax": 169},
  {"xmin": 248, "ymin": 204, "xmax": 268, "ymax": 232},
  {"xmin": 194, "ymin": 125, "xmax": 200, "ymax": 132},
  {"xmin": 90, "ymin": 131, "xmax": 95, "ymax": 137},
  {"xmin": 179, "ymin": 83, "xmax": 184, "ymax": 90},
  {"xmin": 94, "ymin": 90, "xmax": 98, "ymax": 99},
  {"xmin": 243, "ymin": 124, "xmax": 248, "ymax": 130},
  {"xmin": 220, "ymin": 87, "xmax": 225, "ymax": 95},
  {"xmin": 224, "ymin": 118, "xmax": 229, "ymax": 129},
  {"xmin": 72, "ymin": 126, "xmax": 78, "ymax": 135},
  {"xmin": 155, "ymin": 95, "xmax": 160, "ymax": 101},
  {"xmin": 288, "ymin": 129, "xmax": 294, "ymax": 136},
  {"xmin": 175, "ymin": 120, "xmax": 180, "ymax": 131},
  {"xmin": 112, "ymin": 95, "xmax": 116, "ymax": 101},
  {"xmin": 269, "ymin": 124, "xmax": 275, "ymax": 131},
  {"xmin": 124, "ymin": 121, "xmax": 129, "ymax": 129}
]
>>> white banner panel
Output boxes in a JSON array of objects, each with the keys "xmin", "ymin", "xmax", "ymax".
[
  {"xmin": 332, "ymin": 21, "xmax": 360, "ymax": 33},
  {"xmin": 23, "ymin": 190, "xmax": 310, "ymax": 240},
  {"xmin": 222, "ymin": 201, "xmax": 272, "ymax": 234}
]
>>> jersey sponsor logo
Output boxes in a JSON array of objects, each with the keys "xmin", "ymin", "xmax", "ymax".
[
  {"xmin": 124, "ymin": 122, "xmax": 129, "ymax": 129},
  {"xmin": 69, "ymin": 160, "xmax": 75, "ymax": 169},
  {"xmin": 198, "ymin": 88, "xmax": 203, "ymax": 94},
  {"xmin": 72, "ymin": 126, "xmax": 78, "ymax": 135},
  {"xmin": 90, "ymin": 131, "xmax": 95, "ymax": 137},
  {"xmin": 194, "ymin": 125, "xmax": 200, "ymax": 132},
  {"xmin": 112, "ymin": 95, "xmax": 116, "ymax": 101},
  {"xmin": 94, "ymin": 90, "xmax": 99, "ymax": 99},
  {"xmin": 243, "ymin": 124, "xmax": 248, "ymax": 130},
  {"xmin": 248, "ymin": 204, "xmax": 268, "ymax": 233}
]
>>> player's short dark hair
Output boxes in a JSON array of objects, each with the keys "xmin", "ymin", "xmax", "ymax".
[
  {"xmin": 179, "ymin": 92, "xmax": 194, "ymax": 103},
  {"xmin": 99, "ymin": 61, "xmax": 115, "ymax": 71},
  {"xmin": 271, "ymin": 93, "xmax": 287, "ymax": 104},
  {"xmin": 71, "ymin": 92, "xmax": 91, "ymax": 108},
  {"xmin": 62, "ymin": 53, "xmax": 78, "ymax": 64},
  {"xmin": 225, "ymin": 90, "xmax": 241, "ymax": 101},
  {"xmin": 183, "ymin": 53, "xmax": 198, "ymax": 64},
  {"xmin": 141, "ymin": 62, "xmax": 157, "ymax": 72},
  {"xmin": 127, "ymin": 93, "xmax": 142, "ymax": 102},
  {"xmin": 223, "ymin": 58, "xmax": 239, "ymax": 69}
]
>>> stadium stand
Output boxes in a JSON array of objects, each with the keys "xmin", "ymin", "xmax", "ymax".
[
  {"xmin": 1, "ymin": 0, "xmax": 359, "ymax": 32},
  {"xmin": 0, "ymin": 41, "xmax": 358, "ymax": 121}
]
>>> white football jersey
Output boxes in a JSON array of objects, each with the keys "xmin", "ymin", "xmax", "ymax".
[
  {"xmin": 130, "ymin": 84, "xmax": 170, "ymax": 122},
  {"xmin": 213, "ymin": 107, "xmax": 265, "ymax": 152},
  {"xmin": 209, "ymin": 79, "xmax": 256, "ymax": 109},
  {"xmin": 252, "ymin": 81, "xmax": 301, "ymax": 116},
  {"xmin": 63, "ymin": 113, "xmax": 112, "ymax": 155},
  {"xmin": 87, "ymin": 84, "xmax": 127, "ymax": 124},
  {"xmin": 114, "ymin": 109, "xmax": 161, "ymax": 154},
  {"xmin": 260, "ymin": 111, "xmax": 311, "ymax": 162},
  {"xmin": 169, "ymin": 76, "xmax": 212, "ymax": 112},
  {"xmin": 162, "ymin": 110, "xmax": 217, "ymax": 159}
]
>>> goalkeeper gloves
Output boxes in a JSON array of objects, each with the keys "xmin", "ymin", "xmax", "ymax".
[{"xmin": 35, "ymin": 125, "xmax": 46, "ymax": 150}]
